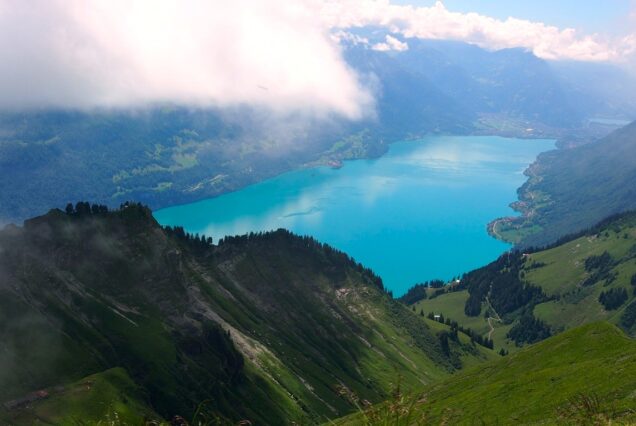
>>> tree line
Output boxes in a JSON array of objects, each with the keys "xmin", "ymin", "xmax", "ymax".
[
  {"xmin": 65, "ymin": 201, "xmax": 109, "ymax": 216},
  {"xmin": 218, "ymin": 229, "xmax": 386, "ymax": 293},
  {"xmin": 462, "ymin": 251, "xmax": 546, "ymax": 318},
  {"xmin": 163, "ymin": 225, "xmax": 214, "ymax": 252},
  {"xmin": 423, "ymin": 310, "xmax": 494, "ymax": 350}
]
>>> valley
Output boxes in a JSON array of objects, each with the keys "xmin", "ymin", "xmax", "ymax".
[
  {"xmin": 1, "ymin": 88, "xmax": 634, "ymax": 426},
  {"xmin": 1, "ymin": 105, "xmax": 635, "ymax": 425},
  {"xmin": 410, "ymin": 211, "xmax": 636, "ymax": 353}
]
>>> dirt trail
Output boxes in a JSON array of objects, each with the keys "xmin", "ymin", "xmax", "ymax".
[
  {"xmin": 487, "ymin": 316, "xmax": 500, "ymax": 340},
  {"xmin": 489, "ymin": 219, "xmax": 504, "ymax": 240},
  {"xmin": 485, "ymin": 291, "xmax": 502, "ymax": 341}
]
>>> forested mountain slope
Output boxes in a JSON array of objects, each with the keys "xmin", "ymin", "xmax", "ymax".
[
  {"xmin": 493, "ymin": 120, "xmax": 636, "ymax": 247},
  {"xmin": 0, "ymin": 203, "xmax": 492, "ymax": 424}
]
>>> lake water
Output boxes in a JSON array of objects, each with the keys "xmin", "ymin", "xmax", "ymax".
[{"xmin": 154, "ymin": 135, "xmax": 554, "ymax": 296}]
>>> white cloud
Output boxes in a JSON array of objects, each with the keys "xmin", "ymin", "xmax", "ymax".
[
  {"xmin": 0, "ymin": 0, "xmax": 373, "ymax": 118},
  {"xmin": 1, "ymin": 0, "xmax": 634, "ymax": 114},
  {"xmin": 372, "ymin": 35, "xmax": 409, "ymax": 52},
  {"xmin": 321, "ymin": 0, "xmax": 636, "ymax": 62},
  {"xmin": 332, "ymin": 30, "xmax": 370, "ymax": 46}
]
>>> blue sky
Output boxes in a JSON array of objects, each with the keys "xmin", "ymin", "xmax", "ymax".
[{"xmin": 395, "ymin": 0, "xmax": 634, "ymax": 34}]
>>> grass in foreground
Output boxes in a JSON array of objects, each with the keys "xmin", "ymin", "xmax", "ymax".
[{"xmin": 337, "ymin": 322, "xmax": 636, "ymax": 425}]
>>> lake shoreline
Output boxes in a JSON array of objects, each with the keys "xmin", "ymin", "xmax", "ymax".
[
  {"xmin": 147, "ymin": 123, "xmax": 570, "ymax": 219},
  {"xmin": 155, "ymin": 135, "xmax": 555, "ymax": 296}
]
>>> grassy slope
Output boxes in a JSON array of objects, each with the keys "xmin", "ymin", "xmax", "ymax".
[
  {"xmin": 419, "ymin": 318, "xmax": 499, "ymax": 369},
  {"xmin": 339, "ymin": 322, "xmax": 636, "ymax": 425},
  {"xmin": 414, "ymin": 291, "xmax": 488, "ymax": 334},
  {"xmin": 419, "ymin": 322, "xmax": 636, "ymax": 424},
  {"xmin": 413, "ymin": 291, "xmax": 515, "ymax": 353},
  {"xmin": 410, "ymin": 212, "xmax": 636, "ymax": 352},
  {"xmin": 1, "ymin": 368, "xmax": 162, "ymax": 425},
  {"xmin": 526, "ymin": 216, "xmax": 636, "ymax": 332},
  {"xmin": 8, "ymin": 316, "xmax": 497, "ymax": 426},
  {"xmin": 183, "ymin": 250, "xmax": 500, "ymax": 422}
]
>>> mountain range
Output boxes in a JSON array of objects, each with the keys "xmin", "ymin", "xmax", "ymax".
[{"xmin": 1, "ymin": 35, "xmax": 634, "ymax": 224}]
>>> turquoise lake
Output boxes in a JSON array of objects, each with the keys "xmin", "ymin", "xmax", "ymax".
[{"xmin": 154, "ymin": 135, "xmax": 555, "ymax": 296}]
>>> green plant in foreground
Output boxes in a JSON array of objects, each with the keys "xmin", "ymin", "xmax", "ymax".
[
  {"xmin": 188, "ymin": 400, "xmax": 253, "ymax": 426},
  {"xmin": 555, "ymin": 393, "xmax": 636, "ymax": 425},
  {"xmin": 334, "ymin": 377, "xmax": 439, "ymax": 426}
]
